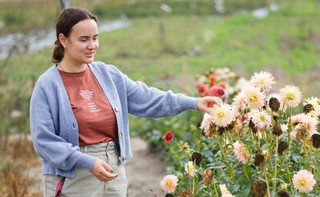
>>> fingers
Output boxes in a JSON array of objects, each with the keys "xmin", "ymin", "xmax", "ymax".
[
  {"xmin": 92, "ymin": 159, "xmax": 118, "ymax": 182},
  {"xmin": 197, "ymin": 96, "xmax": 223, "ymax": 114}
]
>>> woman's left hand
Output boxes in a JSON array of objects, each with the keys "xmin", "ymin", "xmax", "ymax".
[{"xmin": 197, "ymin": 96, "xmax": 222, "ymax": 114}]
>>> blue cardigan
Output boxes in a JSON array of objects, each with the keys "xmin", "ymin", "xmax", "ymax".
[{"xmin": 30, "ymin": 61, "xmax": 199, "ymax": 178}]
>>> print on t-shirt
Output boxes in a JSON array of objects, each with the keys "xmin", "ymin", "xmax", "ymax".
[{"xmin": 79, "ymin": 89, "xmax": 100, "ymax": 116}]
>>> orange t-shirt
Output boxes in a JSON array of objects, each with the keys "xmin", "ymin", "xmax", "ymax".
[{"xmin": 58, "ymin": 66, "xmax": 118, "ymax": 146}]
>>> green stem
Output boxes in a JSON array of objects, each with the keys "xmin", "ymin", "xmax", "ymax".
[
  {"xmin": 263, "ymin": 164, "xmax": 271, "ymax": 197},
  {"xmin": 273, "ymin": 136, "xmax": 279, "ymax": 194},
  {"xmin": 314, "ymin": 150, "xmax": 318, "ymax": 195},
  {"xmin": 302, "ymin": 140, "xmax": 311, "ymax": 172},
  {"xmin": 214, "ymin": 134, "xmax": 235, "ymax": 180},
  {"xmin": 286, "ymin": 163, "xmax": 295, "ymax": 196},
  {"xmin": 192, "ymin": 160, "xmax": 196, "ymax": 195},
  {"xmin": 185, "ymin": 152, "xmax": 192, "ymax": 192},
  {"xmin": 212, "ymin": 178, "xmax": 219, "ymax": 197},
  {"xmin": 264, "ymin": 129, "xmax": 273, "ymax": 171},
  {"xmin": 242, "ymin": 164, "xmax": 250, "ymax": 181},
  {"xmin": 287, "ymin": 107, "xmax": 292, "ymax": 149}
]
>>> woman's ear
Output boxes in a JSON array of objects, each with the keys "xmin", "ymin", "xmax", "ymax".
[{"xmin": 58, "ymin": 33, "xmax": 67, "ymax": 48}]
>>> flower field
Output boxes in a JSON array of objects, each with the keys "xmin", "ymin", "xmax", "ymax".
[{"xmin": 154, "ymin": 69, "xmax": 320, "ymax": 196}]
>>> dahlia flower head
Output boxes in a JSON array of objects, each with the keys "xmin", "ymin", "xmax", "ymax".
[
  {"xmin": 210, "ymin": 103, "xmax": 235, "ymax": 127},
  {"xmin": 250, "ymin": 71, "xmax": 275, "ymax": 93},
  {"xmin": 219, "ymin": 184, "xmax": 235, "ymax": 197},
  {"xmin": 292, "ymin": 170, "xmax": 316, "ymax": 193},
  {"xmin": 233, "ymin": 141, "xmax": 250, "ymax": 164},
  {"xmin": 160, "ymin": 175, "xmax": 178, "ymax": 194},
  {"xmin": 185, "ymin": 161, "xmax": 196, "ymax": 177},
  {"xmin": 248, "ymin": 109, "xmax": 272, "ymax": 130},
  {"xmin": 280, "ymin": 85, "xmax": 302, "ymax": 108},
  {"xmin": 242, "ymin": 86, "xmax": 266, "ymax": 109}
]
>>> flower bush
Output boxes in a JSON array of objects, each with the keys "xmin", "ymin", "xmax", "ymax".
[{"xmin": 154, "ymin": 69, "xmax": 320, "ymax": 196}]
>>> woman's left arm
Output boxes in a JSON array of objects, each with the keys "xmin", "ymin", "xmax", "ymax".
[{"xmin": 123, "ymin": 74, "xmax": 221, "ymax": 117}]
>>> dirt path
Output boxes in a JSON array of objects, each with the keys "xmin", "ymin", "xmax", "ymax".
[
  {"xmin": 126, "ymin": 137, "xmax": 166, "ymax": 197},
  {"xmin": 26, "ymin": 136, "xmax": 166, "ymax": 196}
]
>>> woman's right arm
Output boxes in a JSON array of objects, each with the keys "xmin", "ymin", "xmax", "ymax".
[{"xmin": 30, "ymin": 82, "xmax": 96, "ymax": 172}]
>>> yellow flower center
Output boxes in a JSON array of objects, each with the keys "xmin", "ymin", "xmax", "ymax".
[
  {"xmin": 258, "ymin": 78, "xmax": 265, "ymax": 84},
  {"xmin": 298, "ymin": 178, "xmax": 307, "ymax": 187},
  {"xmin": 286, "ymin": 92, "xmax": 295, "ymax": 101},
  {"xmin": 217, "ymin": 110, "xmax": 225, "ymax": 119},
  {"xmin": 259, "ymin": 115, "xmax": 266, "ymax": 121},
  {"xmin": 249, "ymin": 95, "xmax": 257, "ymax": 103},
  {"xmin": 221, "ymin": 188, "xmax": 228, "ymax": 193},
  {"xmin": 165, "ymin": 181, "xmax": 173, "ymax": 188}
]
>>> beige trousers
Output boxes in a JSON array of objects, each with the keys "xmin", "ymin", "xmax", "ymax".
[{"xmin": 43, "ymin": 142, "xmax": 127, "ymax": 197}]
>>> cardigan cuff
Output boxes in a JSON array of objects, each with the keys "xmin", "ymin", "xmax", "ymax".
[{"xmin": 74, "ymin": 151, "xmax": 97, "ymax": 172}]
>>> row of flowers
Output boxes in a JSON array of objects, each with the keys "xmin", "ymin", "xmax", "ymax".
[{"xmin": 154, "ymin": 69, "xmax": 320, "ymax": 196}]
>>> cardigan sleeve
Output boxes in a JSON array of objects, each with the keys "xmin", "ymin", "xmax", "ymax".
[
  {"xmin": 122, "ymin": 73, "xmax": 199, "ymax": 118},
  {"xmin": 30, "ymin": 81, "xmax": 97, "ymax": 173}
]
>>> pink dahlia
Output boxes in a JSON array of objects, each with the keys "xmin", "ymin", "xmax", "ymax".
[
  {"xmin": 250, "ymin": 71, "xmax": 275, "ymax": 92},
  {"xmin": 233, "ymin": 141, "xmax": 250, "ymax": 164},
  {"xmin": 280, "ymin": 85, "xmax": 302, "ymax": 108},
  {"xmin": 208, "ymin": 85, "xmax": 225, "ymax": 98},
  {"xmin": 248, "ymin": 109, "xmax": 272, "ymax": 130},
  {"xmin": 292, "ymin": 170, "xmax": 316, "ymax": 193},
  {"xmin": 210, "ymin": 103, "xmax": 235, "ymax": 127},
  {"xmin": 160, "ymin": 175, "xmax": 178, "ymax": 193},
  {"xmin": 243, "ymin": 87, "xmax": 266, "ymax": 109}
]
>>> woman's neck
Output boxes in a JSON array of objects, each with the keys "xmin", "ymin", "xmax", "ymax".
[{"xmin": 58, "ymin": 60, "xmax": 87, "ymax": 73}]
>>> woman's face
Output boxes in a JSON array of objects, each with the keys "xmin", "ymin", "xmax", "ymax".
[{"xmin": 61, "ymin": 19, "xmax": 99, "ymax": 66}]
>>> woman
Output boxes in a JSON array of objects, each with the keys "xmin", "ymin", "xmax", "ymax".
[{"xmin": 30, "ymin": 8, "xmax": 222, "ymax": 197}]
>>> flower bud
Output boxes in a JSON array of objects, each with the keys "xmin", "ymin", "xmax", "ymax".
[
  {"xmin": 311, "ymin": 134, "xmax": 320, "ymax": 148},
  {"xmin": 278, "ymin": 190, "xmax": 290, "ymax": 197},
  {"xmin": 178, "ymin": 190, "xmax": 194, "ymax": 197},
  {"xmin": 254, "ymin": 150, "xmax": 265, "ymax": 167},
  {"xmin": 272, "ymin": 122, "xmax": 283, "ymax": 136},
  {"xmin": 203, "ymin": 168, "xmax": 214, "ymax": 186},
  {"xmin": 269, "ymin": 97, "xmax": 280, "ymax": 112},
  {"xmin": 303, "ymin": 104, "xmax": 314, "ymax": 114},
  {"xmin": 249, "ymin": 119, "xmax": 258, "ymax": 134},
  {"xmin": 252, "ymin": 179, "xmax": 267, "ymax": 197},
  {"xmin": 192, "ymin": 152, "xmax": 203, "ymax": 166},
  {"xmin": 278, "ymin": 141, "xmax": 289, "ymax": 155},
  {"xmin": 280, "ymin": 183, "xmax": 288, "ymax": 190}
]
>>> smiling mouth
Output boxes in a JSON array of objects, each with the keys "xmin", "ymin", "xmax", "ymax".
[{"xmin": 85, "ymin": 52, "xmax": 95, "ymax": 57}]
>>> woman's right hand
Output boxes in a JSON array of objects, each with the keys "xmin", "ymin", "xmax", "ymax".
[{"xmin": 91, "ymin": 158, "xmax": 117, "ymax": 182}]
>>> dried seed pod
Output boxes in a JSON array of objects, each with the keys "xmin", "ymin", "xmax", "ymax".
[
  {"xmin": 192, "ymin": 152, "xmax": 203, "ymax": 166},
  {"xmin": 303, "ymin": 104, "xmax": 314, "ymax": 114},
  {"xmin": 269, "ymin": 97, "xmax": 280, "ymax": 112},
  {"xmin": 252, "ymin": 179, "xmax": 267, "ymax": 197},
  {"xmin": 178, "ymin": 190, "xmax": 194, "ymax": 197},
  {"xmin": 311, "ymin": 134, "xmax": 320, "ymax": 148},
  {"xmin": 203, "ymin": 168, "xmax": 214, "ymax": 186},
  {"xmin": 272, "ymin": 122, "xmax": 283, "ymax": 136}
]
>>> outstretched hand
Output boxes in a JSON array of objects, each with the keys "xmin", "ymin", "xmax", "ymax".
[{"xmin": 197, "ymin": 96, "xmax": 223, "ymax": 114}]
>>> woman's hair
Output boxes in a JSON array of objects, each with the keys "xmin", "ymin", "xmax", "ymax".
[{"xmin": 52, "ymin": 8, "xmax": 97, "ymax": 63}]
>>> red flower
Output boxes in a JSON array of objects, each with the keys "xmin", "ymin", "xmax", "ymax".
[
  {"xmin": 208, "ymin": 74, "xmax": 216, "ymax": 85},
  {"xmin": 208, "ymin": 86, "xmax": 225, "ymax": 98},
  {"xmin": 218, "ymin": 82, "xmax": 227, "ymax": 89},
  {"xmin": 164, "ymin": 131, "xmax": 174, "ymax": 143},
  {"xmin": 198, "ymin": 84, "xmax": 209, "ymax": 96}
]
